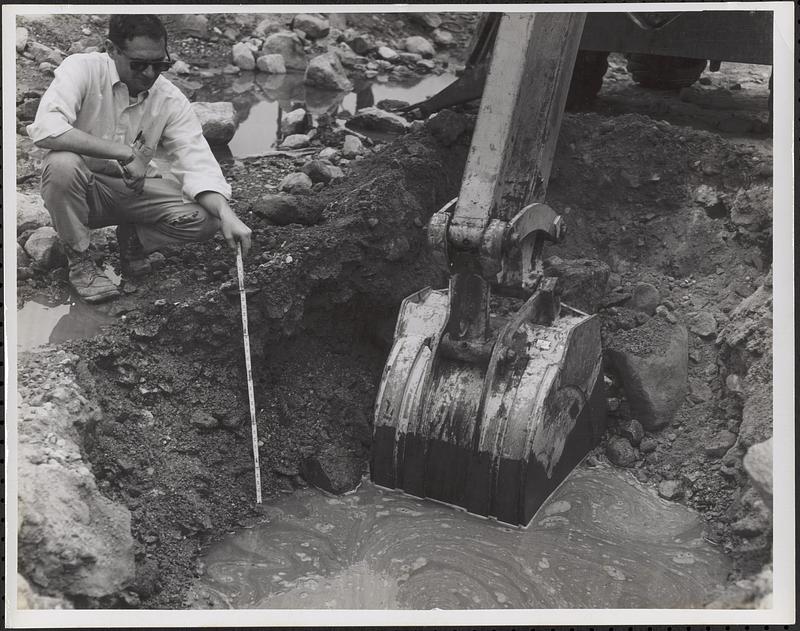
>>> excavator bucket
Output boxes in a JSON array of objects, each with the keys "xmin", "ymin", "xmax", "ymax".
[{"xmin": 371, "ymin": 13, "xmax": 606, "ymax": 526}]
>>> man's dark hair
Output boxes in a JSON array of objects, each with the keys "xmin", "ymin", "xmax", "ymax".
[{"xmin": 108, "ymin": 15, "xmax": 167, "ymax": 49}]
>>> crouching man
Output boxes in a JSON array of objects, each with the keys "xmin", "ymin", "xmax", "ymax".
[{"xmin": 27, "ymin": 14, "xmax": 251, "ymax": 303}]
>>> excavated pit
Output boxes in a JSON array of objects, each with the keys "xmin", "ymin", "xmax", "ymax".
[{"xmin": 16, "ymin": 108, "xmax": 774, "ymax": 609}]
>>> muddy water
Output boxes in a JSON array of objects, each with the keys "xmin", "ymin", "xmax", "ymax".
[
  {"xmin": 227, "ymin": 73, "xmax": 456, "ymax": 159},
  {"xmin": 187, "ymin": 463, "xmax": 729, "ymax": 610},
  {"xmin": 16, "ymin": 270, "xmax": 119, "ymax": 352}
]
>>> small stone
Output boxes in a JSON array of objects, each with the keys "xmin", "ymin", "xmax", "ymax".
[
  {"xmin": 688, "ymin": 311, "xmax": 717, "ymax": 338},
  {"xmin": 293, "ymin": 13, "xmax": 330, "ymax": 40},
  {"xmin": 191, "ymin": 102, "xmax": 237, "ymax": 145},
  {"xmin": 347, "ymin": 106, "xmax": 410, "ymax": 134},
  {"xmin": 231, "ymin": 42, "xmax": 255, "ymax": 70},
  {"xmin": 432, "ymin": 29, "xmax": 454, "ymax": 47},
  {"xmin": 220, "ymin": 415, "xmax": 242, "ymax": 430},
  {"xmin": 657, "ymin": 480, "xmax": 682, "ymax": 500},
  {"xmin": 278, "ymin": 172, "xmax": 313, "ymax": 194},
  {"xmin": 377, "ymin": 46, "xmax": 398, "ymax": 61},
  {"xmin": 318, "ymin": 147, "xmax": 338, "ymax": 161},
  {"xmin": 147, "ymin": 252, "xmax": 166, "ymax": 270},
  {"xmin": 628, "ymin": 283, "xmax": 660, "ymax": 315},
  {"xmin": 304, "ymin": 51, "xmax": 352, "ymax": 91},
  {"xmin": 725, "ymin": 374, "xmax": 743, "ymax": 396},
  {"xmin": 639, "ymin": 436, "xmax": 657, "ymax": 453},
  {"xmin": 256, "ymin": 53, "xmax": 286, "ymax": 74},
  {"xmin": 301, "ymin": 159, "xmax": 344, "ymax": 184},
  {"xmin": 280, "ymin": 108, "xmax": 309, "ymax": 135},
  {"xmin": 743, "ymin": 438, "xmax": 772, "ymax": 506},
  {"xmin": 343, "ymin": 30, "xmax": 375, "ymax": 55},
  {"xmin": 16, "ymin": 26, "xmax": 29, "ymax": 53},
  {"xmin": 605, "ymin": 436, "xmax": 636, "ymax": 468},
  {"xmin": 341, "ymin": 135, "xmax": 363, "ymax": 158},
  {"xmin": 23, "ymin": 226, "xmax": 65, "ymax": 270},
  {"xmin": 694, "ymin": 184, "xmax": 728, "ymax": 219},
  {"xmin": 279, "ymin": 133, "xmax": 311, "ymax": 150},
  {"xmin": 731, "ymin": 515, "xmax": 769, "ymax": 538},
  {"xmin": 262, "ymin": 31, "xmax": 307, "ymax": 71},
  {"xmin": 190, "ymin": 411, "xmax": 219, "ymax": 430},
  {"xmin": 704, "ymin": 430, "xmax": 737, "ymax": 458},
  {"xmin": 411, "ymin": 13, "xmax": 442, "ymax": 29},
  {"xmin": 403, "ymin": 35, "xmax": 435, "ymax": 58},
  {"xmin": 617, "ymin": 418, "xmax": 644, "ymax": 446},
  {"xmin": 170, "ymin": 60, "xmax": 191, "ymax": 74}
]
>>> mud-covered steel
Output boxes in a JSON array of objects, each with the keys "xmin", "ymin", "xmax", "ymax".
[{"xmin": 371, "ymin": 283, "xmax": 606, "ymax": 526}]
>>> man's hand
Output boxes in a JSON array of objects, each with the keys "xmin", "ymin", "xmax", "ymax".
[
  {"xmin": 221, "ymin": 212, "xmax": 253, "ymax": 257},
  {"xmin": 196, "ymin": 191, "xmax": 253, "ymax": 257},
  {"xmin": 120, "ymin": 146, "xmax": 149, "ymax": 194}
]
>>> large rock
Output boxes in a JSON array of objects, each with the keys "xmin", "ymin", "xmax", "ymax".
[
  {"xmin": 605, "ymin": 319, "xmax": 688, "ymax": 431},
  {"xmin": 280, "ymin": 108, "xmax": 310, "ymax": 135},
  {"xmin": 256, "ymin": 53, "xmax": 286, "ymax": 74},
  {"xmin": 231, "ymin": 42, "xmax": 255, "ymax": 70},
  {"xmin": 300, "ymin": 443, "xmax": 364, "ymax": 494},
  {"xmin": 403, "ymin": 35, "xmax": 435, "ymax": 58},
  {"xmin": 346, "ymin": 107, "xmax": 410, "ymax": 134},
  {"xmin": 293, "ymin": 13, "xmax": 330, "ymax": 40},
  {"xmin": 17, "ymin": 191, "xmax": 51, "ymax": 234},
  {"xmin": 304, "ymin": 52, "xmax": 352, "ymax": 91},
  {"xmin": 544, "ymin": 257, "xmax": 610, "ymax": 313},
  {"xmin": 191, "ymin": 102, "xmax": 237, "ymax": 145},
  {"xmin": 432, "ymin": 28, "xmax": 455, "ymax": 47},
  {"xmin": 262, "ymin": 31, "xmax": 307, "ymax": 71},
  {"xmin": 253, "ymin": 193, "xmax": 322, "ymax": 225},
  {"xmin": 743, "ymin": 438, "xmax": 773, "ymax": 506},
  {"xmin": 17, "ymin": 350, "xmax": 136, "ymax": 600},
  {"xmin": 23, "ymin": 226, "xmax": 66, "ymax": 270}
]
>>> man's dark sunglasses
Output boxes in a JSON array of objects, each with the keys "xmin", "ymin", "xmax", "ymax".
[{"xmin": 123, "ymin": 50, "xmax": 173, "ymax": 74}]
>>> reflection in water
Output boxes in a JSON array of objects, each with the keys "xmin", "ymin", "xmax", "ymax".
[
  {"xmin": 187, "ymin": 464, "xmax": 729, "ymax": 610},
  {"xmin": 17, "ymin": 293, "xmax": 117, "ymax": 352},
  {"xmin": 225, "ymin": 72, "xmax": 457, "ymax": 159}
]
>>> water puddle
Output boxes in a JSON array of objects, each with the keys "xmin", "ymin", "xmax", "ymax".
[
  {"xmin": 16, "ymin": 265, "xmax": 120, "ymax": 352},
  {"xmin": 187, "ymin": 463, "xmax": 729, "ymax": 610},
  {"xmin": 199, "ymin": 72, "xmax": 456, "ymax": 159}
]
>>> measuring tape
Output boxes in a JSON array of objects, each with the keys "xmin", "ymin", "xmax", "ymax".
[{"xmin": 236, "ymin": 243, "xmax": 263, "ymax": 504}]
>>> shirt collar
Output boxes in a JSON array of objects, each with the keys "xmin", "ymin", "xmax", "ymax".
[{"xmin": 105, "ymin": 52, "xmax": 157, "ymax": 102}]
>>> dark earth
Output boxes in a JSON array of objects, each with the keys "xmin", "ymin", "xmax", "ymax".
[{"xmin": 13, "ymin": 12, "xmax": 774, "ymax": 610}]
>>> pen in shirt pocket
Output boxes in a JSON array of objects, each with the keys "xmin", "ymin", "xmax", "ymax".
[{"xmin": 130, "ymin": 130, "xmax": 145, "ymax": 151}]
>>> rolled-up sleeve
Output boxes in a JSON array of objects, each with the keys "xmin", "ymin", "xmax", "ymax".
[
  {"xmin": 26, "ymin": 55, "xmax": 86, "ymax": 143},
  {"xmin": 160, "ymin": 98, "xmax": 232, "ymax": 201}
]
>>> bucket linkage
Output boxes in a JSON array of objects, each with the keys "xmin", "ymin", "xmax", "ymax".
[{"xmin": 371, "ymin": 13, "xmax": 606, "ymax": 526}]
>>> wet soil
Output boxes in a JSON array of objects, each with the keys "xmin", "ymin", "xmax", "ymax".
[{"xmin": 14, "ymin": 12, "xmax": 774, "ymax": 610}]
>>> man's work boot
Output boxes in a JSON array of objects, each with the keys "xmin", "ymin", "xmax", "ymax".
[
  {"xmin": 116, "ymin": 223, "xmax": 152, "ymax": 278},
  {"xmin": 67, "ymin": 250, "xmax": 120, "ymax": 304}
]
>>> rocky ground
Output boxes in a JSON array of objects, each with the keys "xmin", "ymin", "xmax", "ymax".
[{"xmin": 13, "ymin": 12, "xmax": 774, "ymax": 611}]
